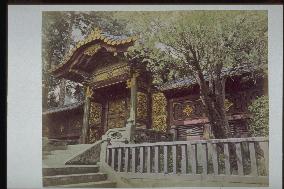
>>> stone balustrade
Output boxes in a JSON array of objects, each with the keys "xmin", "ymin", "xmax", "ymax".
[{"xmin": 106, "ymin": 137, "xmax": 268, "ymax": 179}]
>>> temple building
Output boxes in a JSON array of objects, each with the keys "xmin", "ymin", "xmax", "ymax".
[{"xmin": 43, "ymin": 28, "xmax": 266, "ymax": 144}]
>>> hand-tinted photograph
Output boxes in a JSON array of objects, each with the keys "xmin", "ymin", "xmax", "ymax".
[{"xmin": 42, "ymin": 10, "xmax": 269, "ymax": 187}]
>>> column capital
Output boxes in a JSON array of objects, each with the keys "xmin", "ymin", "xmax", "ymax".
[{"xmin": 85, "ymin": 86, "xmax": 93, "ymax": 98}]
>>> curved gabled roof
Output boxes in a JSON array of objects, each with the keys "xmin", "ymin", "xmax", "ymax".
[{"xmin": 49, "ymin": 28, "xmax": 139, "ymax": 82}]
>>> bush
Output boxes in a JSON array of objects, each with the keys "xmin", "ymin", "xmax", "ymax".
[{"xmin": 248, "ymin": 95, "xmax": 269, "ymax": 137}]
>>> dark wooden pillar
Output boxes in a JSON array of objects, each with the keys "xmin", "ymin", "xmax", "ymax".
[
  {"xmin": 81, "ymin": 86, "xmax": 92, "ymax": 144},
  {"xmin": 102, "ymin": 100, "xmax": 109, "ymax": 133},
  {"xmin": 147, "ymin": 91, "xmax": 153, "ymax": 129},
  {"xmin": 166, "ymin": 97, "xmax": 171, "ymax": 132},
  {"xmin": 129, "ymin": 73, "xmax": 138, "ymax": 126}
]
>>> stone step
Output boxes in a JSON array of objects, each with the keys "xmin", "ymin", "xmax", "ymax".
[
  {"xmin": 43, "ymin": 165, "xmax": 99, "ymax": 176},
  {"xmin": 67, "ymin": 144, "xmax": 93, "ymax": 150},
  {"xmin": 43, "ymin": 145, "xmax": 94, "ymax": 167},
  {"xmin": 43, "ymin": 172, "xmax": 107, "ymax": 186},
  {"xmin": 49, "ymin": 180, "xmax": 116, "ymax": 188},
  {"xmin": 43, "ymin": 145, "xmax": 68, "ymax": 152}
]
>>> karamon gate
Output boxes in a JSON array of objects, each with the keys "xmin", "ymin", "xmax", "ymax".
[{"xmin": 50, "ymin": 28, "xmax": 154, "ymax": 144}]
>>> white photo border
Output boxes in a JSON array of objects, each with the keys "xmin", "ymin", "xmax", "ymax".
[{"xmin": 8, "ymin": 5, "xmax": 283, "ymax": 189}]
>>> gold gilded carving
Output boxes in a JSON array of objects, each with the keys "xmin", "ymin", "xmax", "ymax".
[
  {"xmin": 126, "ymin": 72, "xmax": 139, "ymax": 88},
  {"xmin": 137, "ymin": 92, "xmax": 148, "ymax": 120},
  {"xmin": 224, "ymin": 99, "xmax": 233, "ymax": 112},
  {"xmin": 126, "ymin": 79, "xmax": 133, "ymax": 88},
  {"xmin": 89, "ymin": 102, "xmax": 102, "ymax": 125},
  {"xmin": 83, "ymin": 44, "xmax": 101, "ymax": 56},
  {"xmin": 183, "ymin": 104, "xmax": 193, "ymax": 117},
  {"xmin": 49, "ymin": 27, "xmax": 139, "ymax": 73},
  {"xmin": 89, "ymin": 128, "xmax": 98, "ymax": 143},
  {"xmin": 152, "ymin": 93, "xmax": 167, "ymax": 132},
  {"xmin": 92, "ymin": 65, "xmax": 130, "ymax": 83},
  {"xmin": 85, "ymin": 86, "xmax": 93, "ymax": 98},
  {"xmin": 108, "ymin": 99, "xmax": 128, "ymax": 129}
]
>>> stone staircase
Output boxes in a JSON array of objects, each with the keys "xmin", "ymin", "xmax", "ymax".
[
  {"xmin": 43, "ymin": 165, "xmax": 116, "ymax": 187},
  {"xmin": 43, "ymin": 139, "xmax": 116, "ymax": 187},
  {"xmin": 43, "ymin": 143, "xmax": 93, "ymax": 167}
]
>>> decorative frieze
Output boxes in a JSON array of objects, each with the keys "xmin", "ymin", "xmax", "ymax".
[
  {"xmin": 137, "ymin": 92, "xmax": 148, "ymax": 120},
  {"xmin": 88, "ymin": 102, "xmax": 102, "ymax": 125},
  {"xmin": 108, "ymin": 99, "xmax": 129, "ymax": 129},
  {"xmin": 91, "ymin": 65, "xmax": 130, "ymax": 83},
  {"xmin": 152, "ymin": 93, "xmax": 167, "ymax": 132},
  {"xmin": 173, "ymin": 100, "xmax": 204, "ymax": 120}
]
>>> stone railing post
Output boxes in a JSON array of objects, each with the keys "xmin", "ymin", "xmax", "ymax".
[{"xmin": 99, "ymin": 139, "xmax": 110, "ymax": 164}]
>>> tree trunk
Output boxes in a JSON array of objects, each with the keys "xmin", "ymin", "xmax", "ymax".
[{"xmin": 197, "ymin": 74, "xmax": 230, "ymax": 139}]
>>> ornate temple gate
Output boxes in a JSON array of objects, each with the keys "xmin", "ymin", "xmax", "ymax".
[{"xmin": 50, "ymin": 28, "xmax": 153, "ymax": 144}]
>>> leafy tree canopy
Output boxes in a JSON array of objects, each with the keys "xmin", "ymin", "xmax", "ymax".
[
  {"xmin": 248, "ymin": 95, "xmax": 269, "ymax": 137},
  {"xmin": 115, "ymin": 11, "xmax": 268, "ymax": 85},
  {"xmin": 114, "ymin": 11, "xmax": 268, "ymax": 138}
]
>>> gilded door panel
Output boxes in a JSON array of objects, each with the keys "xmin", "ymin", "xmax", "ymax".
[
  {"xmin": 152, "ymin": 93, "xmax": 167, "ymax": 132},
  {"xmin": 107, "ymin": 98, "xmax": 129, "ymax": 129},
  {"xmin": 88, "ymin": 101, "xmax": 103, "ymax": 143}
]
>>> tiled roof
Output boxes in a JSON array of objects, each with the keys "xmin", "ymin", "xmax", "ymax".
[
  {"xmin": 49, "ymin": 28, "xmax": 139, "ymax": 73},
  {"xmin": 158, "ymin": 65, "xmax": 261, "ymax": 91},
  {"xmin": 42, "ymin": 101, "xmax": 84, "ymax": 115}
]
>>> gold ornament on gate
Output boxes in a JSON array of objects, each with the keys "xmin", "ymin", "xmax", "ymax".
[
  {"xmin": 224, "ymin": 99, "xmax": 233, "ymax": 112},
  {"xmin": 183, "ymin": 104, "xmax": 193, "ymax": 117},
  {"xmin": 137, "ymin": 92, "xmax": 148, "ymax": 120},
  {"xmin": 152, "ymin": 93, "xmax": 167, "ymax": 132},
  {"xmin": 85, "ymin": 86, "xmax": 93, "ymax": 98}
]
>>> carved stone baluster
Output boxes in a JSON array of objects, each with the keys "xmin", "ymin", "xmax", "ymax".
[
  {"xmin": 117, "ymin": 148, "xmax": 122, "ymax": 172},
  {"xmin": 154, "ymin": 146, "xmax": 160, "ymax": 173},
  {"xmin": 187, "ymin": 143, "xmax": 196, "ymax": 175},
  {"xmin": 132, "ymin": 147, "xmax": 136, "ymax": 173},
  {"xmin": 235, "ymin": 142, "xmax": 244, "ymax": 175},
  {"xmin": 139, "ymin": 147, "xmax": 144, "ymax": 173},
  {"xmin": 111, "ymin": 148, "xmax": 116, "ymax": 170},
  {"xmin": 200, "ymin": 143, "xmax": 208, "ymax": 175},
  {"xmin": 211, "ymin": 143, "xmax": 218, "ymax": 175},
  {"xmin": 172, "ymin": 145, "xmax": 177, "ymax": 174},
  {"xmin": 249, "ymin": 142, "xmax": 257, "ymax": 176},
  {"xmin": 181, "ymin": 144, "xmax": 187, "ymax": 174},
  {"xmin": 259, "ymin": 141, "xmax": 269, "ymax": 175},
  {"xmin": 124, "ymin": 147, "xmax": 129, "ymax": 172},
  {"xmin": 224, "ymin": 143, "xmax": 231, "ymax": 175},
  {"xmin": 163, "ymin": 146, "xmax": 168, "ymax": 174},
  {"xmin": 106, "ymin": 148, "xmax": 110, "ymax": 165},
  {"xmin": 147, "ymin": 146, "xmax": 152, "ymax": 173}
]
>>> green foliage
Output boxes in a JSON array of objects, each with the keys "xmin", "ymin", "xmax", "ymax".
[
  {"xmin": 116, "ymin": 11, "xmax": 268, "ymax": 138},
  {"xmin": 116, "ymin": 11, "xmax": 268, "ymax": 84},
  {"xmin": 248, "ymin": 95, "xmax": 269, "ymax": 137}
]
